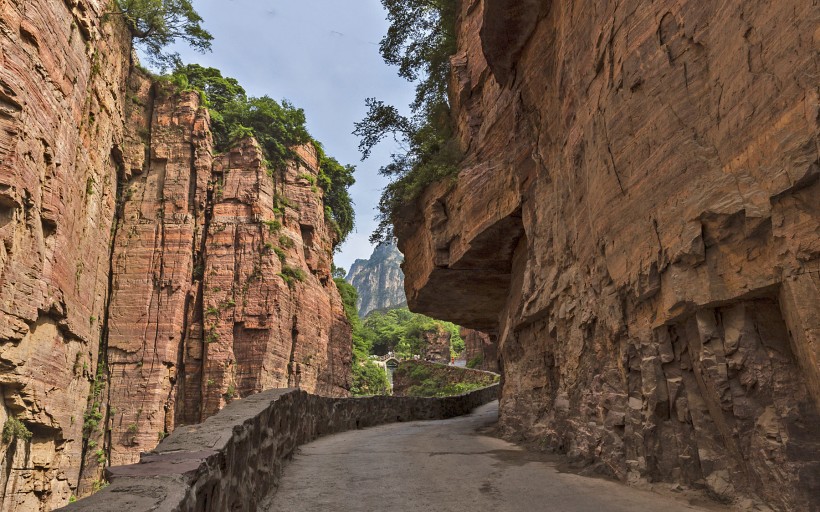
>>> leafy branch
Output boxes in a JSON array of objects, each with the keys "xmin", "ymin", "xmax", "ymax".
[
  {"xmin": 113, "ymin": 0, "xmax": 213, "ymax": 70},
  {"xmin": 354, "ymin": 0, "xmax": 461, "ymax": 244}
]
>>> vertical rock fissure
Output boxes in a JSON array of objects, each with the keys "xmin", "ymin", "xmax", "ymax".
[
  {"xmin": 167, "ymin": 144, "xmax": 202, "ymax": 434},
  {"xmin": 597, "ymin": 107, "xmax": 626, "ymax": 195},
  {"xmin": 77, "ymin": 144, "xmax": 127, "ymax": 487},
  {"xmin": 288, "ymin": 314, "xmax": 299, "ymax": 388},
  {"xmin": 194, "ymin": 185, "xmax": 214, "ymax": 423},
  {"xmin": 198, "ymin": 172, "xmax": 219, "ymax": 422},
  {"xmin": 142, "ymin": 82, "xmax": 168, "ymax": 439}
]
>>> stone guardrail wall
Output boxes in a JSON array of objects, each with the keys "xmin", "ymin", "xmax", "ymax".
[{"xmin": 60, "ymin": 385, "xmax": 499, "ymax": 511}]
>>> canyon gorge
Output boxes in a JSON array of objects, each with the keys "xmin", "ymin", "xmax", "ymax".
[
  {"xmin": 0, "ymin": 0, "xmax": 817, "ymax": 510},
  {"xmin": 397, "ymin": 0, "xmax": 819, "ymax": 510}
]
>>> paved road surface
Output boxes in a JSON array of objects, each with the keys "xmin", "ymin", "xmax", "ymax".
[{"xmin": 263, "ymin": 401, "xmax": 722, "ymax": 512}]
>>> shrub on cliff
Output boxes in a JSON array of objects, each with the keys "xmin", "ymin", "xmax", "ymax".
[
  {"xmin": 167, "ymin": 64, "xmax": 247, "ymax": 138},
  {"xmin": 114, "ymin": 0, "xmax": 213, "ymax": 69},
  {"xmin": 316, "ymin": 151, "xmax": 355, "ymax": 244},
  {"xmin": 354, "ymin": 0, "xmax": 460, "ymax": 243},
  {"xmin": 1, "ymin": 417, "xmax": 32, "ymax": 443},
  {"xmin": 169, "ymin": 64, "xmax": 356, "ymax": 245}
]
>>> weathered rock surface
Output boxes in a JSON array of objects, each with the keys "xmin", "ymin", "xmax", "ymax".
[
  {"xmin": 420, "ymin": 327, "xmax": 451, "ymax": 364},
  {"xmin": 461, "ymin": 328, "xmax": 498, "ymax": 372},
  {"xmin": 346, "ymin": 242, "xmax": 406, "ymax": 317},
  {"xmin": 104, "ymin": 81, "xmax": 351, "ymax": 474},
  {"xmin": 0, "ymin": 1, "xmax": 352, "ymax": 508},
  {"xmin": 0, "ymin": 0, "xmax": 131, "ymax": 508},
  {"xmin": 397, "ymin": 0, "xmax": 820, "ymax": 510}
]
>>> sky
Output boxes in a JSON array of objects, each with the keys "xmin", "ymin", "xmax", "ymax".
[{"xmin": 166, "ymin": 0, "xmax": 414, "ymax": 271}]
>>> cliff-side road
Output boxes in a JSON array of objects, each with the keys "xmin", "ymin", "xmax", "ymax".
[{"xmin": 264, "ymin": 402, "xmax": 725, "ymax": 511}]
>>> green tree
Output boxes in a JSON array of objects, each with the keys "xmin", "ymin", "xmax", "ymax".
[
  {"xmin": 317, "ymin": 151, "xmax": 356, "ymax": 244},
  {"xmin": 331, "ymin": 264, "xmax": 348, "ymax": 280},
  {"xmin": 115, "ymin": 0, "xmax": 213, "ymax": 69},
  {"xmin": 172, "ymin": 64, "xmax": 246, "ymax": 111},
  {"xmin": 335, "ymin": 279, "xmax": 390, "ymax": 395},
  {"xmin": 359, "ymin": 307, "xmax": 463, "ymax": 360},
  {"xmin": 229, "ymin": 96, "xmax": 311, "ymax": 170},
  {"xmin": 354, "ymin": 0, "xmax": 460, "ymax": 243},
  {"xmin": 169, "ymin": 64, "xmax": 246, "ymax": 139},
  {"xmin": 380, "ymin": 0, "xmax": 458, "ymax": 117}
]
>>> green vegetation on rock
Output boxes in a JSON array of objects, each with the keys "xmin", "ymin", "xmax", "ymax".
[
  {"xmin": 466, "ymin": 354, "xmax": 484, "ymax": 369},
  {"xmin": 359, "ymin": 307, "xmax": 464, "ymax": 360},
  {"xmin": 335, "ymin": 278, "xmax": 391, "ymax": 396},
  {"xmin": 2, "ymin": 417, "xmax": 32, "ymax": 443},
  {"xmin": 169, "ymin": 64, "xmax": 355, "ymax": 245},
  {"xmin": 354, "ymin": 0, "xmax": 460, "ymax": 243},
  {"xmin": 279, "ymin": 266, "xmax": 306, "ymax": 288},
  {"xmin": 336, "ymin": 277, "xmax": 473, "ymax": 396},
  {"xmin": 393, "ymin": 360, "xmax": 497, "ymax": 398}
]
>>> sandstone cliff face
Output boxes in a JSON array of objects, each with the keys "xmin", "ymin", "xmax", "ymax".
[
  {"xmin": 397, "ymin": 0, "xmax": 820, "ymax": 509},
  {"xmin": 461, "ymin": 329, "xmax": 498, "ymax": 372},
  {"xmin": 346, "ymin": 242, "xmax": 406, "ymax": 317},
  {"xmin": 101, "ymin": 79, "xmax": 352, "ymax": 476},
  {"xmin": 0, "ymin": 2, "xmax": 352, "ymax": 507},
  {"xmin": 0, "ymin": 0, "xmax": 131, "ymax": 508}
]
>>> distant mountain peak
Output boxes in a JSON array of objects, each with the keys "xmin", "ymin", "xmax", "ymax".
[{"xmin": 346, "ymin": 242, "xmax": 406, "ymax": 317}]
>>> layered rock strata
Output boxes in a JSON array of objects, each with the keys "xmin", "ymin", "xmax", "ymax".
[
  {"xmin": 0, "ymin": 2, "xmax": 352, "ymax": 507},
  {"xmin": 103, "ymin": 80, "xmax": 351, "ymax": 475},
  {"xmin": 397, "ymin": 0, "xmax": 820, "ymax": 510},
  {"xmin": 346, "ymin": 242, "xmax": 406, "ymax": 317},
  {"xmin": 0, "ymin": 0, "xmax": 131, "ymax": 508}
]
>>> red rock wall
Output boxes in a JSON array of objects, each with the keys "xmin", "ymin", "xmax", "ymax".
[
  {"xmin": 0, "ymin": 2, "xmax": 352, "ymax": 507},
  {"xmin": 397, "ymin": 0, "xmax": 819, "ymax": 509},
  {"xmin": 102, "ymin": 79, "xmax": 213, "ymax": 472},
  {"xmin": 461, "ymin": 329, "xmax": 498, "ymax": 372},
  {"xmin": 103, "ymin": 81, "xmax": 352, "ymax": 472},
  {"xmin": 0, "ymin": 0, "xmax": 131, "ymax": 508}
]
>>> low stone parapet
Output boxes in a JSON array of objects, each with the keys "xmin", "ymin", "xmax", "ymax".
[{"xmin": 59, "ymin": 385, "xmax": 499, "ymax": 511}]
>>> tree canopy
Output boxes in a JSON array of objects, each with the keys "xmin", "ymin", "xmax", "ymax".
[
  {"xmin": 380, "ymin": 0, "xmax": 458, "ymax": 117},
  {"xmin": 317, "ymin": 151, "xmax": 356, "ymax": 244},
  {"xmin": 115, "ymin": 0, "xmax": 213, "ymax": 69},
  {"xmin": 359, "ymin": 307, "xmax": 464, "ymax": 360},
  {"xmin": 354, "ymin": 0, "xmax": 460, "ymax": 243}
]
